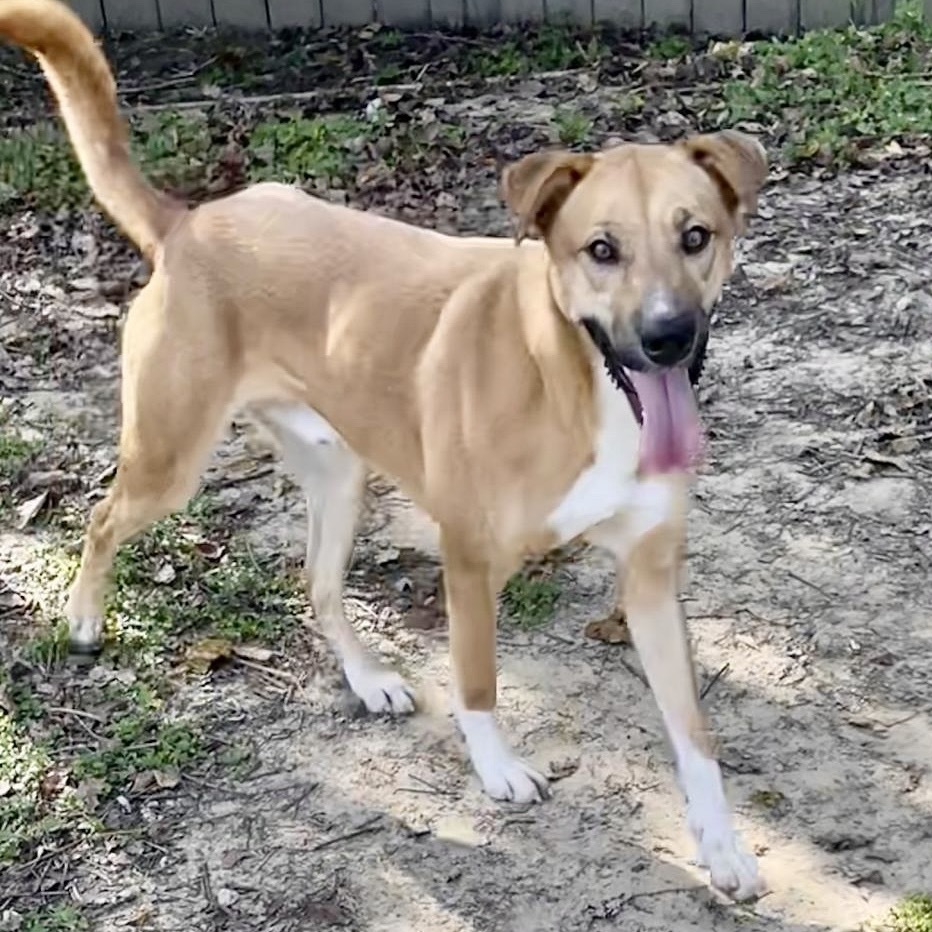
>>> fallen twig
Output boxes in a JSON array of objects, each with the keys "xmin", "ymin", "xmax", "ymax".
[
  {"xmin": 700, "ymin": 662, "xmax": 730, "ymax": 701},
  {"xmin": 309, "ymin": 815, "xmax": 383, "ymax": 852}
]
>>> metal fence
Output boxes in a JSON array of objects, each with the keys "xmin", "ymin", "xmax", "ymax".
[{"xmin": 68, "ymin": 0, "xmax": 931, "ymax": 33}]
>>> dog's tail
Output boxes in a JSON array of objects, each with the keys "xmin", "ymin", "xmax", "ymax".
[{"xmin": 0, "ymin": 0, "xmax": 184, "ymax": 259}]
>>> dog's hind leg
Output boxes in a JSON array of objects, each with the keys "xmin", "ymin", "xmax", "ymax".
[
  {"xmin": 263, "ymin": 404, "xmax": 415, "ymax": 715},
  {"xmin": 66, "ymin": 286, "xmax": 233, "ymax": 654}
]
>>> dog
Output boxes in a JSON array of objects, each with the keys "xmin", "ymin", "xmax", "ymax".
[{"xmin": 1, "ymin": 0, "xmax": 768, "ymax": 901}]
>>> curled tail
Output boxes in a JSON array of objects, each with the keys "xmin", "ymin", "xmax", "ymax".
[{"xmin": 0, "ymin": 0, "xmax": 184, "ymax": 259}]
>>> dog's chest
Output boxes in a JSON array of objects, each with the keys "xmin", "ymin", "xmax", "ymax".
[{"xmin": 546, "ymin": 366, "xmax": 642, "ymax": 545}]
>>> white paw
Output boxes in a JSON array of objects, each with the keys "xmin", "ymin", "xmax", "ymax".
[
  {"xmin": 344, "ymin": 661, "xmax": 416, "ymax": 715},
  {"xmin": 696, "ymin": 827, "xmax": 766, "ymax": 901},
  {"xmin": 477, "ymin": 754, "xmax": 550, "ymax": 803},
  {"xmin": 456, "ymin": 709, "xmax": 549, "ymax": 804}
]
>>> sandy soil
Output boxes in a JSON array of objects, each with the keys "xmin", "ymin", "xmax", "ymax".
[{"xmin": 2, "ymin": 55, "xmax": 932, "ymax": 932}]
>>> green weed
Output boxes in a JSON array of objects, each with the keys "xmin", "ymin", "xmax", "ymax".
[
  {"xmin": 466, "ymin": 26, "xmax": 604, "ymax": 77},
  {"xmin": 553, "ymin": 108, "xmax": 593, "ymax": 146},
  {"xmin": 247, "ymin": 113, "xmax": 371, "ymax": 184},
  {"xmin": 21, "ymin": 904, "xmax": 90, "ymax": 932},
  {"xmin": 0, "ymin": 110, "xmax": 211, "ymax": 210},
  {"xmin": 502, "ymin": 571, "xmax": 560, "ymax": 628},
  {"xmin": 883, "ymin": 895, "xmax": 932, "ymax": 932},
  {"xmin": 647, "ymin": 34, "xmax": 693, "ymax": 59},
  {"xmin": 721, "ymin": 2, "xmax": 932, "ymax": 163}
]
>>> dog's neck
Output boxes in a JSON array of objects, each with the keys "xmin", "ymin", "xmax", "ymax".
[{"xmin": 514, "ymin": 250, "xmax": 595, "ymax": 431}]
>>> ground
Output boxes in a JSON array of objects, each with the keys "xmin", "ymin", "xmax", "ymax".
[{"xmin": 2, "ymin": 10, "xmax": 932, "ymax": 932}]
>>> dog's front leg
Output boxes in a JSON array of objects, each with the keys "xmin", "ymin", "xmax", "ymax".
[
  {"xmin": 442, "ymin": 535, "xmax": 549, "ymax": 804},
  {"xmin": 624, "ymin": 522, "xmax": 765, "ymax": 901}
]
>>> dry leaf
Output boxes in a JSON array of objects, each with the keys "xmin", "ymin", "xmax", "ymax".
[
  {"xmin": 153, "ymin": 767, "xmax": 180, "ymax": 789},
  {"xmin": 39, "ymin": 767, "xmax": 68, "ymax": 799},
  {"xmin": 16, "ymin": 490, "xmax": 48, "ymax": 529},
  {"xmin": 584, "ymin": 612, "xmax": 630, "ymax": 645},
  {"xmin": 75, "ymin": 777, "xmax": 106, "ymax": 811},
  {"xmin": 184, "ymin": 637, "xmax": 234, "ymax": 674},
  {"xmin": 232, "ymin": 643, "xmax": 274, "ymax": 663},
  {"xmin": 131, "ymin": 771, "xmax": 155, "ymax": 794},
  {"xmin": 153, "ymin": 562, "xmax": 176, "ymax": 584},
  {"xmin": 75, "ymin": 302, "xmax": 120, "ymax": 319}
]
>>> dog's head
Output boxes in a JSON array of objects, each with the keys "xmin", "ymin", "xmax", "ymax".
[
  {"xmin": 501, "ymin": 131, "xmax": 766, "ymax": 372},
  {"xmin": 500, "ymin": 132, "xmax": 767, "ymax": 472}
]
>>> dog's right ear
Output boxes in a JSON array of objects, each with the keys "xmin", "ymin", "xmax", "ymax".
[{"xmin": 501, "ymin": 151, "xmax": 595, "ymax": 244}]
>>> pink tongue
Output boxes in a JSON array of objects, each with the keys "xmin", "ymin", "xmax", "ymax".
[{"xmin": 628, "ymin": 368, "xmax": 703, "ymax": 474}]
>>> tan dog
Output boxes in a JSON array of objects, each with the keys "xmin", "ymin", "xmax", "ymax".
[{"xmin": 2, "ymin": 0, "xmax": 769, "ymax": 900}]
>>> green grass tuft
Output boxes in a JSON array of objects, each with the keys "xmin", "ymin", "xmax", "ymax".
[
  {"xmin": 502, "ymin": 571, "xmax": 561, "ymax": 628},
  {"xmin": 721, "ymin": 2, "xmax": 932, "ymax": 163},
  {"xmin": 883, "ymin": 895, "xmax": 932, "ymax": 932},
  {"xmin": 247, "ymin": 113, "xmax": 372, "ymax": 185}
]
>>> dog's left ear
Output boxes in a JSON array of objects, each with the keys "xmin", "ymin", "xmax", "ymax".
[
  {"xmin": 501, "ymin": 150, "xmax": 595, "ymax": 244},
  {"xmin": 681, "ymin": 130, "xmax": 768, "ymax": 223}
]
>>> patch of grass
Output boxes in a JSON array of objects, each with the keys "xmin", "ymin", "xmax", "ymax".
[
  {"xmin": 0, "ymin": 714, "xmax": 93, "ymax": 863},
  {"xmin": 466, "ymin": 26, "xmax": 604, "ymax": 77},
  {"xmin": 247, "ymin": 113, "xmax": 372, "ymax": 185},
  {"xmin": 647, "ymin": 34, "xmax": 693, "ymax": 60},
  {"xmin": 103, "ymin": 497, "xmax": 304, "ymax": 667},
  {"xmin": 881, "ymin": 895, "xmax": 932, "ymax": 932},
  {"xmin": 0, "ymin": 110, "xmax": 212, "ymax": 210},
  {"xmin": 0, "ymin": 488, "xmax": 300, "ymax": 883},
  {"xmin": 721, "ymin": 2, "xmax": 932, "ymax": 163},
  {"xmin": 0, "ymin": 421, "xmax": 42, "ymax": 520},
  {"xmin": 21, "ymin": 905, "xmax": 90, "ymax": 932},
  {"xmin": 133, "ymin": 109, "xmax": 212, "ymax": 192},
  {"xmin": 502, "ymin": 571, "xmax": 560, "ymax": 628},
  {"xmin": 0, "ymin": 426, "xmax": 40, "ymax": 480},
  {"xmin": 553, "ymin": 109, "xmax": 593, "ymax": 146},
  {"xmin": 70, "ymin": 685, "xmax": 202, "ymax": 794}
]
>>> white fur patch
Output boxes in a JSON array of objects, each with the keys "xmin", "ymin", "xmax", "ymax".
[
  {"xmin": 456, "ymin": 709, "xmax": 548, "ymax": 804},
  {"xmin": 627, "ymin": 476, "xmax": 677, "ymax": 540},
  {"xmin": 547, "ymin": 363, "xmax": 641, "ymax": 545},
  {"xmin": 265, "ymin": 403, "xmax": 343, "ymax": 446},
  {"xmin": 673, "ymin": 732, "xmax": 765, "ymax": 901}
]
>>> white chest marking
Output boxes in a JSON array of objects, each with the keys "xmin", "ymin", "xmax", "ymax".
[{"xmin": 547, "ymin": 364, "xmax": 642, "ymax": 545}]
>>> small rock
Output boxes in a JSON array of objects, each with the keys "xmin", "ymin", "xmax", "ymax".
[
  {"xmin": 434, "ymin": 815, "xmax": 487, "ymax": 848},
  {"xmin": 216, "ymin": 887, "xmax": 239, "ymax": 908}
]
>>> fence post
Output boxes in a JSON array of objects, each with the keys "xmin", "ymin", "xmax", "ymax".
[
  {"xmin": 69, "ymin": 0, "xmax": 105, "ymax": 30},
  {"xmin": 104, "ymin": 0, "xmax": 160, "ymax": 30},
  {"xmin": 592, "ymin": 0, "xmax": 640, "ymax": 26},
  {"xmin": 545, "ymin": 0, "xmax": 593, "ymax": 24},
  {"xmin": 692, "ymin": 0, "xmax": 744, "ymax": 35},
  {"xmin": 268, "ymin": 0, "xmax": 323, "ymax": 27},
  {"xmin": 745, "ymin": 0, "xmax": 797, "ymax": 32},
  {"xmin": 799, "ymin": 0, "xmax": 852, "ymax": 30},
  {"xmin": 158, "ymin": 0, "xmax": 215, "ymax": 27},
  {"xmin": 321, "ymin": 0, "xmax": 376, "ymax": 23},
  {"xmin": 378, "ymin": 0, "xmax": 431, "ymax": 24},
  {"xmin": 500, "ymin": 0, "xmax": 545, "ymax": 22},
  {"xmin": 644, "ymin": 0, "xmax": 690, "ymax": 30},
  {"xmin": 216, "ymin": 0, "xmax": 270, "ymax": 27}
]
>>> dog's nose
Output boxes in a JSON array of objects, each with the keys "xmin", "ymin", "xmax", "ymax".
[{"xmin": 639, "ymin": 312, "xmax": 697, "ymax": 367}]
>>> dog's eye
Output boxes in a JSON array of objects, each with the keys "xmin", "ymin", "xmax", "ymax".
[
  {"xmin": 587, "ymin": 238, "xmax": 618, "ymax": 264},
  {"xmin": 681, "ymin": 225, "xmax": 711, "ymax": 255}
]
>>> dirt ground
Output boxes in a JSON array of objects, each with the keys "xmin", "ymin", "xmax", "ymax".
[{"xmin": 2, "ymin": 25, "xmax": 932, "ymax": 932}]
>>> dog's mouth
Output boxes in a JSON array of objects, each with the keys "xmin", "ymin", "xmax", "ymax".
[{"xmin": 580, "ymin": 318, "xmax": 703, "ymax": 475}]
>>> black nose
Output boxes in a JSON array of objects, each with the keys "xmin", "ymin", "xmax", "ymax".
[{"xmin": 639, "ymin": 312, "xmax": 697, "ymax": 367}]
